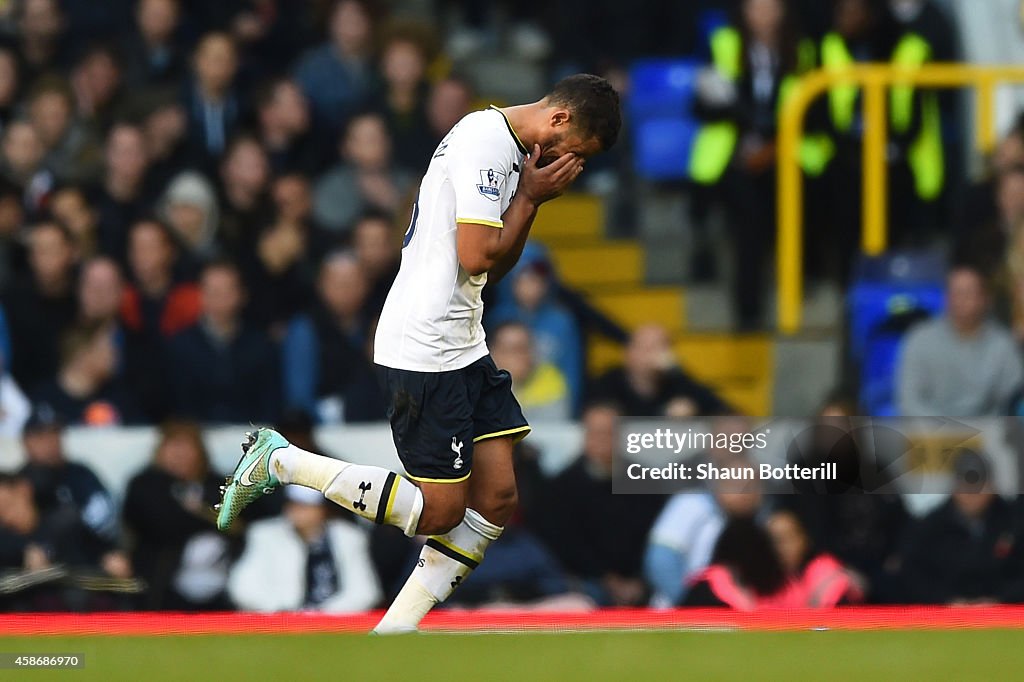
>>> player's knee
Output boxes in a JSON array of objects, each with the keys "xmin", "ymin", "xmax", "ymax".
[
  {"xmin": 417, "ymin": 501, "xmax": 466, "ymax": 535},
  {"xmin": 479, "ymin": 484, "xmax": 518, "ymax": 526}
]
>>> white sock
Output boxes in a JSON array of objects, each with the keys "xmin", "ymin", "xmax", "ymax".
[
  {"xmin": 373, "ymin": 508, "xmax": 502, "ymax": 634},
  {"xmin": 270, "ymin": 444, "xmax": 423, "ymax": 536}
]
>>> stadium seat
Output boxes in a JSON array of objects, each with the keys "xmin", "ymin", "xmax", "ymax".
[
  {"xmin": 848, "ymin": 251, "xmax": 946, "ymax": 415},
  {"xmin": 627, "ymin": 59, "xmax": 702, "ymax": 120},
  {"xmin": 847, "ymin": 251, "xmax": 946, "ymax": 363},
  {"xmin": 627, "ymin": 60, "xmax": 704, "ymax": 180},
  {"xmin": 634, "ymin": 117, "xmax": 700, "ymax": 181}
]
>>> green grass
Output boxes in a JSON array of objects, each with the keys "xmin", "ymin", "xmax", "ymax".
[{"xmin": 2, "ymin": 630, "xmax": 1023, "ymax": 681}]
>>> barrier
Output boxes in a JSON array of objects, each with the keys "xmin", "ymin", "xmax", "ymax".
[
  {"xmin": 776, "ymin": 64, "xmax": 1024, "ymax": 333},
  {"xmin": 3, "ymin": 607, "xmax": 1024, "ymax": 635}
]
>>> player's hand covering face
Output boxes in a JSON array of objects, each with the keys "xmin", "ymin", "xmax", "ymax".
[{"xmin": 519, "ymin": 144, "xmax": 585, "ymax": 205}]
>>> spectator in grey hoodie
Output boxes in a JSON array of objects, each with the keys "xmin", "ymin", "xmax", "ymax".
[{"xmin": 898, "ymin": 264, "xmax": 1024, "ymax": 416}]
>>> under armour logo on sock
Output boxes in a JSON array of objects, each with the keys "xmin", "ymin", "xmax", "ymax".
[
  {"xmin": 354, "ymin": 481, "xmax": 372, "ymax": 512},
  {"xmin": 450, "ymin": 575, "xmax": 463, "ymax": 589},
  {"xmin": 451, "ymin": 437, "xmax": 464, "ymax": 470}
]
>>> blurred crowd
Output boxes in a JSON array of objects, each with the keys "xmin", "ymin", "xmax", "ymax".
[
  {"xmin": 1, "ymin": 0, "xmax": 1024, "ymax": 613},
  {"xmin": 6, "ymin": 401, "xmax": 1024, "ymax": 613}
]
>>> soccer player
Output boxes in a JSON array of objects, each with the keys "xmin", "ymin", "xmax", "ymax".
[{"xmin": 215, "ymin": 74, "xmax": 621, "ymax": 633}]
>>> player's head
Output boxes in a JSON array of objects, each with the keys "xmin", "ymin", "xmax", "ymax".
[{"xmin": 536, "ymin": 74, "xmax": 621, "ymax": 166}]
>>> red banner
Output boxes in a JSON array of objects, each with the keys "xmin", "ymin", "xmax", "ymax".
[{"xmin": 2, "ymin": 607, "xmax": 1023, "ymax": 636}]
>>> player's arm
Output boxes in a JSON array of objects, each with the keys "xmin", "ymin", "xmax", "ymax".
[{"xmin": 457, "ymin": 145, "xmax": 583, "ymax": 277}]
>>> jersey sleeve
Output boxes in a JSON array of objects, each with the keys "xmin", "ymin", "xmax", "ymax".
[{"xmin": 450, "ymin": 122, "xmax": 513, "ymax": 229}]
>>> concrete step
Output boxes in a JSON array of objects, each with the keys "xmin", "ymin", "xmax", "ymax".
[
  {"xmin": 549, "ymin": 242, "xmax": 644, "ymax": 288},
  {"xmin": 588, "ymin": 286, "xmax": 686, "ymax": 333},
  {"xmin": 532, "ymin": 194, "xmax": 604, "ymax": 243}
]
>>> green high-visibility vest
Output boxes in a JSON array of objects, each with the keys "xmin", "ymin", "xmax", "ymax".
[
  {"xmin": 819, "ymin": 31, "xmax": 944, "ymax": 201},
  {"xmin": 689, "ymin": 26, "xmax": 818, "ymax": 184}
]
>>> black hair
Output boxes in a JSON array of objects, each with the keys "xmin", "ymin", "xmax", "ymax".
[
  {"xmin": 710, "ymin": 516, "xmax": 787, "ymax": 597},
  {"xmin": 130, "ymin": 216, "xmax": 176, "ymax": 246},
  {"xmin": 581, "ymin": 398, "xmax": 624, "ymax": 417},
  {"xmin": 29, "ymin": 219, "xmax": 75, "ymax": 245},
  {"xmin": 546, "ymin": 74, "xmax": 621, "ymax": 151},
  {"xmin": 490, "ymin": 319, "xmax": 531, "ymax": 342},
  {"xmin": 354, "ymin": 208, "xmax": 395, "ymax": 227},
  {"xmin": 200, "ymin": 256, "xmax": 243, "ymax": 281},
  {"xmin": 253, "ymin": 76, "xmax": 298, "ymax": 112}
]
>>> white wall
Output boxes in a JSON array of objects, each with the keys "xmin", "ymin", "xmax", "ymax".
[{"xmin": 0, "ymin": 422, "xmax": 584, "ymax": 504}]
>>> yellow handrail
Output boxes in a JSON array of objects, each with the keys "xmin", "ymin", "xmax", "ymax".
[{"xmin": 776, "ymin": 63, "xmax": 1024, "ymax": 334}]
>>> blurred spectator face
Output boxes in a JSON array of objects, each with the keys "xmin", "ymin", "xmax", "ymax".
[
  {"xmin": 715, "ymin": 478, "xmax": 762, "ymax": 518},
  {"xmin": 137, "ymin": 0, "xmax": 179, "ymax": 45},
  {"xmin": 946, "ymin": 268, "xmax": 988, "ymax": 332},
  {"xmin": 428, "ymin": 78, "xmax": 472, "ymax": 137},
  {"xmin": 820, "ymin": 398, "xmax": 857, "ymax": 418},
  {"xmin": 23, "ymin": 426, "xmax": 63, "ymax": 467},
  {"xmin": 0, "ymin": 50, "xmax": 20, "ymax": 108},
  {"xmin": 106, "ymin": 124, "xmax": 149, "ymax": 184},
  {"xmin": 66, "ymin": 325, "xmax": 117, "ymax": 382},
  {"xmin": 272, "ymin": 174, "xmax": 312, "ymax": 224},
  {"xmin": 144, "ymin": 102, "xmax": 187, "ymax": 160},
  {"xmin": 625, "ymin": 325, "xmax": 674, "ymax": 377},
  {"xmin": 79, "ymin": 257, "xmax": 123, "ymax": 322},
  {"xmin": 994, "ymin": 133, "xmax": 1024, "ymax": 176},
  {"xmin": 342, "ymin": 114, "xmax": 391, "ymax": 171},
  {"xmin": 285, "ymin": 499, "xmax": 328, "ymax": 539},
  {"xmin": 262, "ymin": 80, "xmax": 309, "ymax": 137},
  {"xmin": 382, "ymin": 39, "xmax": 426, "ymax": 92},
  {"xmin": 952, "ymin": 491, "xmax": 994, "ymax": 519},
  {"xmin": 29, "ymin": 89, "xmax": 72, "ymax": 150},
  {"xmin": 222, "ymin": 138, "xmax": 269, "ymax": 198},
  {"xmin": 51, "ymin": 187, "xmax": 97, "ymax": 246},
  {"xmin": 20, "ymin": 0, "xmax": 63, "ymax": 43},
  {"xmin": 0, "ymin": 190, "xmax": 23, "ymax": 237},
  {"xmin": 490, "ymin": 323, "xmax": 534, "ymax": 385},
  {"xmin": 28, "ymin": 223, "xmax": 76, "ymax": 289},
  {"xmin": 512, "ymin": 266, "xmax": 550, "ymax": 311},
  {"xmin": 353, "ymin": 215, "xmax": 396, "ymax": 278},
  {"xmin": 2, "ymin": 120, "xmax": 44, "ymax": 176},
  {"xmin": 75, "ymin": 49, "xmax": 121, "ymax": 110},
  {"xmin": 582, "ymin": 404, "xmax": 619, "ymax": 475},
  {"xmin": 128, "ymin": 221, "xmax": 175, "ymax": 285},
  {"xmin": 743, "ymin": 0, "xmax": 784, "ymax": 42},
  {"xmin": 329, "ymin": 0, "xmax": 372, "ymax": 57},
  {"xmin": 194, "ymin": 33, "xmax": 237, "ymax": 95},
  {"xmin": 318, "ymin": 254, "xmax": 367, "ymax": 319},
  {"xmin": 0, "ymin": 478, "xmax": 36, "ymax": 533},
  {"xmin": 835, "ymin": 0, "xmax": 872, "ymax": 37},
  {"xmin": 167, "ymin": 203, "xmax": 206, "ymax": 248},
  {"xmin": 767, "ymin": 510, "xmax": 809, "ymax": 575},
  {"xmin": 997, "ymin": 169, "xmax": 1024, "ymax": 226},
  {"xmin": 200, "ymin": 265, "xmax": 244, "ymax": 325},
  {"xmin": 154, "ymin": 425, "xmax": 207, "ymax": 482}
]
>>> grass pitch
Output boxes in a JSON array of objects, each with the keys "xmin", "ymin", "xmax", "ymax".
[{"xmin": 2, "ymin": 629, "xmax": 1022, "ymax": 681}]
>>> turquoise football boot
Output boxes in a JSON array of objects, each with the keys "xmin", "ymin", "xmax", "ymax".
[{"xmin": 216, "ymin": 428, "xmax": 288, "ymax": 531}]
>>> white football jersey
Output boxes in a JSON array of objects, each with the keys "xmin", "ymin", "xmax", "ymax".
[{"xmin": 374, "ymin": 106, "xmax": 527, "ymax": 372}]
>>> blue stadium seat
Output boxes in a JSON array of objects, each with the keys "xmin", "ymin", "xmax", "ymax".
[
  {"xmin": 633, "ymin": 117, "xmax": 700, "ymax": 181},
  {"xmin": 628, "ymin": 59, "xmax": 701, "ymax": 121},
  {"xmin": 848, "ymin": 251, "xmax": 946, "ymax": 362},
  {"xmin": 628, "ymin": 59, "xmax": 703, "ymax": 181},
  {"xmin": 847, "ymin": 251, "xmax": 946, "ymax": 415}
]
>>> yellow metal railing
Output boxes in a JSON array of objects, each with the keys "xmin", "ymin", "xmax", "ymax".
[{"xmin": 777, "ymin": 64, "xmax": 1024, "ymax": 333}]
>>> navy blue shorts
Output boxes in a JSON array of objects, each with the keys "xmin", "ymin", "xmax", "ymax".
[{"xmin": 377, "ymin": 355, "xmax": 530, "ymax": 483}]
